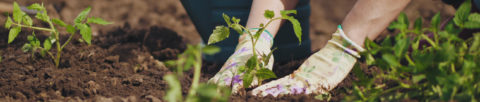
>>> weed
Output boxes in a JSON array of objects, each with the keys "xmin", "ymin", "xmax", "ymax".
[
  {"xmin": 208, "ymin": 10, "xmax": 302, "ymax": 89},
  {"xmin": 4, "ymin": 2, "xmax": 111, "ymax": 67}
]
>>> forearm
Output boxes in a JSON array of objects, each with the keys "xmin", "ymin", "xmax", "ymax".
[
  {"xmin": 244, "ymin": 0, "xmax": 299, "ymax": 38},
  {"xmin": 342, "ymin": 0, "xmax": 411, "ymax": 46}
]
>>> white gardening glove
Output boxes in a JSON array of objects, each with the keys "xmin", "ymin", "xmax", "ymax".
[
  {"xmin": 208, "ymin": 29, "xmax": 274, "ymax": 93},
  {"xmin": 251, "ymin": 26, "xmax": 365, "ymax": 97}
]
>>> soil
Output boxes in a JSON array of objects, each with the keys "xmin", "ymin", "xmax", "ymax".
[{"xmin": 0, "ymin": 0, "xmax": 456, "ymax": 101}]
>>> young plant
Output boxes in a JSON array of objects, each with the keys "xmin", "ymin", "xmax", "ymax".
[
  {"xmin": 4, "ymin": 2, "xmax": 111, "ymax": 67},
  {"xmin": 163, "ymin": 45, "xmax": 231, "ymax": 102},
  {"xmin": 345, "ymin": 0, "xmax": 480, "ymax": 101},
  {"xmin": 207, "ymin": 10, "xmax": 302, "ymax": 89}
]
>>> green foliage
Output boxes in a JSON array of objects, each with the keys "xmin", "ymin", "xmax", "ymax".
[
  {"xmin": 207, "ymin": 10, "xmax": 303, "ymax": 90},
  {"xmin": 164, "ymin": 45, "xmax": 230, "ymax": 102},
  {"xmin": 4, "ymin": 2, "xmax": 111, "ymax": 67},
  {"xmin": 345, "ymin": 1, "xmax": 480, "ymax": 101}
]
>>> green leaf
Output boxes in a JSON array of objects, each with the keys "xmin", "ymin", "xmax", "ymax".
[
  {"xmin": 5, "ymin": 17, "xmax": 13, "ymax": 29},
  {"xmin": 74, "ymin": 7, "xmax": 91, "ymax": 24},
  {"xmin": 255, "ymin": 68, "xmax": 277, "ymax": 80},
  {"xmin": 287, "ymin": 17, "xmax": 302, "ymax": 43},
  {"xmin": 243, "ymin": 73, "xmax": 254, "ymax": 89},
  {"xmin": 464, "ymin": 21, "xmax": 480, "ymax": 29},
  {"xmin": 222, "ymin": 13, "xmax": 231, "ymax": 26},
  {"xmin": 264, "ymin": 10, "xmax": 274, "ymax": 19},
  {"xmin": 231, "ymin": 24, "xmax": 243, "ymax": 34},
  {"xmin": 21, "ymin": 43, "xmax": 32, "ymax": 52},
  {"xmin": 52, "ymin": 18, "xmax": 67, "ymax": 27},
  {"xmin": 280, "ymin": 10, "xmax": 297, "ymax": 18},
  {"xmin": 22, "ymin": 15, "xmax": 33, "ymax": 26},
  {"xmin": 431, "ymin": 13, "xmax": 441, "ymax": 31},
  {"xmin": 245, "ymin": 56, "xmax": 257, "ymax": 71},
  {"xmin": 77, "ymin": 24, "xmax": 92, "ymax": 45},
  {"xmin": 202, "ymin": 45, "xmax": 220, "ymax": 55},
  {"xmin": 263, "ymin": 48, "xmax": 276, "ymax": 65},
  {"xmin": 43, "ymin": 37, "xmax": 52, "ymax": 51},
  {"xmin": 393, "ymin": 38, "xmax": 409, "ymax": 57},
  {"xmin": 35, "ymin": 12, "xmax": 50, "ymax": 22},
  {"xmin": 207, "ymin": 26, "xmax": 230, "ymax": 45},
  {"xmin": 27, "ymin": 3, "xmax": 45, "ymax": 11},
  {"xmin": 468, "ymin": 13, "xmax": 480, "ymax": 22},
  {"xmin": 453, "ymin": 1, "xmax": 471, "ymax": 27},
  {"xmin": 412, "ymin": 74, "xmax": 426, "ymax": 83},
  {"xmin": 8, "ymin": 27, "xmax": 21, "ymax": 44},
  {"xmin": 414, "ymin": 17, "xmax": 422, "ymax": 34},
  {"xmin": 163, "ymin": 74, "xmax": 182, "ymax": 102},
  {"xmin": 87, "ymin": 17, "xmax": 112, "ymax": 25},
  {"xmin": 231, "ymin": 17, "xmax": 240, "ymax": 24},
  {"xmin": 13, "ymin": 2, "xmax": 25, "ymax": 23},
  {"xmin": 382, "ymin": 54, "xmax": 400, "ymax": 68},
  {"xmin": 398, "ymin": 12, "xmax": 409, "ymax": 29},
  {"xmin": 66, "ymin": 25, "xmax": 76, "ymax": 34}
]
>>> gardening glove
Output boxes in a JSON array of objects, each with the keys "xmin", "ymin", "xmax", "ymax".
[
  {"xmin": 251, "ymin": 25, "xmax": 365, "ymax": 97},
  {"xmin": 208, "ymin": 29, "xmax": 274, "ymax": 93}
]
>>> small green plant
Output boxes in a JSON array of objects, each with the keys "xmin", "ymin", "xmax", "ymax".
[
  {"xmin": 207, "ymin": 10, "xmax": 302, "ymax": 89},
  {"xmin": 164, "ymin": 45, "xmax": 231, "ymax": 102},
  {"xmin": 4, "ymin": 2, "xmax": 111, "ymax": 67},
  {"xmin": 345, "ymin": 0, "xmax": 480, "ymax": 101}
]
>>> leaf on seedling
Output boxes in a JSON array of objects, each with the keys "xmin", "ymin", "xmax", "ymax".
[
  {"xmin": 66, "ymin": 25, "xmax": 76, "ymax": 34},
  {"xmin": 13, "ymin": 2, "xmax": 25, "ymax": 23},
  {"xmin": 254, "ymin": 28, "xmax": 265, "ymax": 39},
  {"xmin": 77, "ymin": 24, "xmax": 92, "ymax": 45},
  {"xmin": 202, "ymin": 45, "xmax": 220, "ymax": 55},
  {"xmin": 382, "ymin": 54, "xmax": 400, "ymax": 68},
  {"xmin": 263, "ymin": 48, "xmax": 276, "ymax": 65},
  {"xmin": 393, "ymin": 38, "xmax": 409, "ymax": 57},
  {"xmin": 280, "ymin": 10, "xmax": 297, "ymax": 18},
  {"xmin": 464, "ymin": 21, "xmax": 480, "ymax": 29},
  {"xmin": 232, "ymin": 17, "xmax": 240, "ymax": 24},
  {"xmin": 5, "ymin": 17, "xmax": 13, "ymax": 29},
  {"xmin": 431, "ymin": 13, "xmax": 441, "ymax": 31},
  {"xmin": 231, "ymin": 24, "xmax": 243, "ymax": 35},
  {"xmin": 8, "ymin": 27, "xmax": 21, "ymax": 44},
  {"xmin": 468, "ymin": 13, "xmax": 480, "ymax": 22},
  {"xmin": 87, "ymin": 17, "xmax": 112, "ymax": 25},
  {"xmin": 469, "ymin": 33, "xmax": 480, "ymax": 53},
  {"xmin": 22, "ymin": 15, "xmax": 33, "ymax": 26},
  {"xmin": 245, "ymin": 56, "xmax": 257, "ymax": 71},
  {"xmin": 243, "ymin": 73, "xmax": 254, "ymax": 89},
  {"xmin": 44, "ymin": 37, "xmax": 52, "ymax": 51},
  {"xmin": 163, "ymin": 74, "xmax": 182, "ymax": 102},
  {"xmin": 21, "ymin": 43, "xmax": 32, "ymax": 52},
  {"xmin": 74, "ymin": 7, "xmax": 92, "ymax": 24},
  {"xmin": 52, "ymin": 18, "xmax": 67, "ymax": 27},
  {"xmin": 414, "ymin": 17, "xmax": 422, "ymax": 34},
  {"xmin": 264, "ymin": 10, "xmax": 274, "ymax": 19},
  {"xmin": 208, "ymin": 26, "xmax": 230, "ymax": 45},
  {"xmin": 222, "ymin": 13, "xmax": 231, "ymax": 26},
  {"xmin": 287, "ymin": 17, "xmax": 302, "ymax": 43},
  {"xmin": 453, "ymin": 0, "xmax": 471, "ymax": 27},
  {"xmin": 255, "ymin": 68, "xmax": 277, "ymax": 80},
  {"xmin": 27, "ymin": 3, "xmax": 45, "ymax": 11},
  {"xmin": 35, "ymin": 12, "xmax": 50, "ymax": 22}
]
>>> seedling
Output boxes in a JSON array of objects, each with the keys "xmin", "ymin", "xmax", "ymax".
[
  {"xmin": 4, "ymin": 2, "xmax": 111, "ymax": 67},
  {"xmin": 208, "ymin": 10, "xmax": 302, "ymax": 89},
  {"xmin": 345, "ymin": 0, "xmax": 480, "ymax": 101},
  {"xmin": 164, "ymin": 45, "xmax": 231, "ymax": 102}
]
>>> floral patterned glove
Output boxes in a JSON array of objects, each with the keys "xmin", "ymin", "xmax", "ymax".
[
  {"xmin": 251, "ymin": 26, "xmax": 365, "ymax": 97},
  {"xmin": 208, "ymin": 29, "xmax": 274, "ymax": 93}
]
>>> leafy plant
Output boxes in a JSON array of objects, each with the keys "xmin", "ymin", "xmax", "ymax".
[
  {"xmin": 4, "ymin": 2, "xmax": 111, "ymax": 67},
  {"xmin": 207, "ymin": 10, "xmax": 302, "ymax": 89},
  {"xmin": 163, "ymin": 45, "xmax": 231, "ymax": 102},
  {"xmin": 345, "ymin": 0, "xmax": 480, "ymax": 101}
]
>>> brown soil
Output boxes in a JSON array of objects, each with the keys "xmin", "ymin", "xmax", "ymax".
[{"xmin": 0, "ymin": 0, "xmax": 456, "ymax": 101}]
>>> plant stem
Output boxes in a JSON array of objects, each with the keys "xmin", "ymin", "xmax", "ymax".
[
  {"xmin": 187, "ymin": 46, "xmax": 202, "ymax": 101},
  {"xmin": 46, "ymin": 19, "xmax": 61, "ymax": 68},
  {"xmin": 61, "ymin": 33, "xmax": 75, "ymax": 49},
  {"xmin": 12, "ymin": 23, "xmax": 55, "ymax": 32},
  {"xmin": 405, "ymin": 54, "xmax": 415, "ymax": 66},
  {"xmin": 421, "ymin": 34, "xmax": 438, "ymax": 48}
]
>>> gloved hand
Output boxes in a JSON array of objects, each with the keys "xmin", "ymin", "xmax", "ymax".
[
  {"xmin": 208, "ymin": 29, "xmax": 274, "ymax": 93},
  {"xmin": 251, "ymin": 26, "xmax": 365, "ymax": 97}
]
